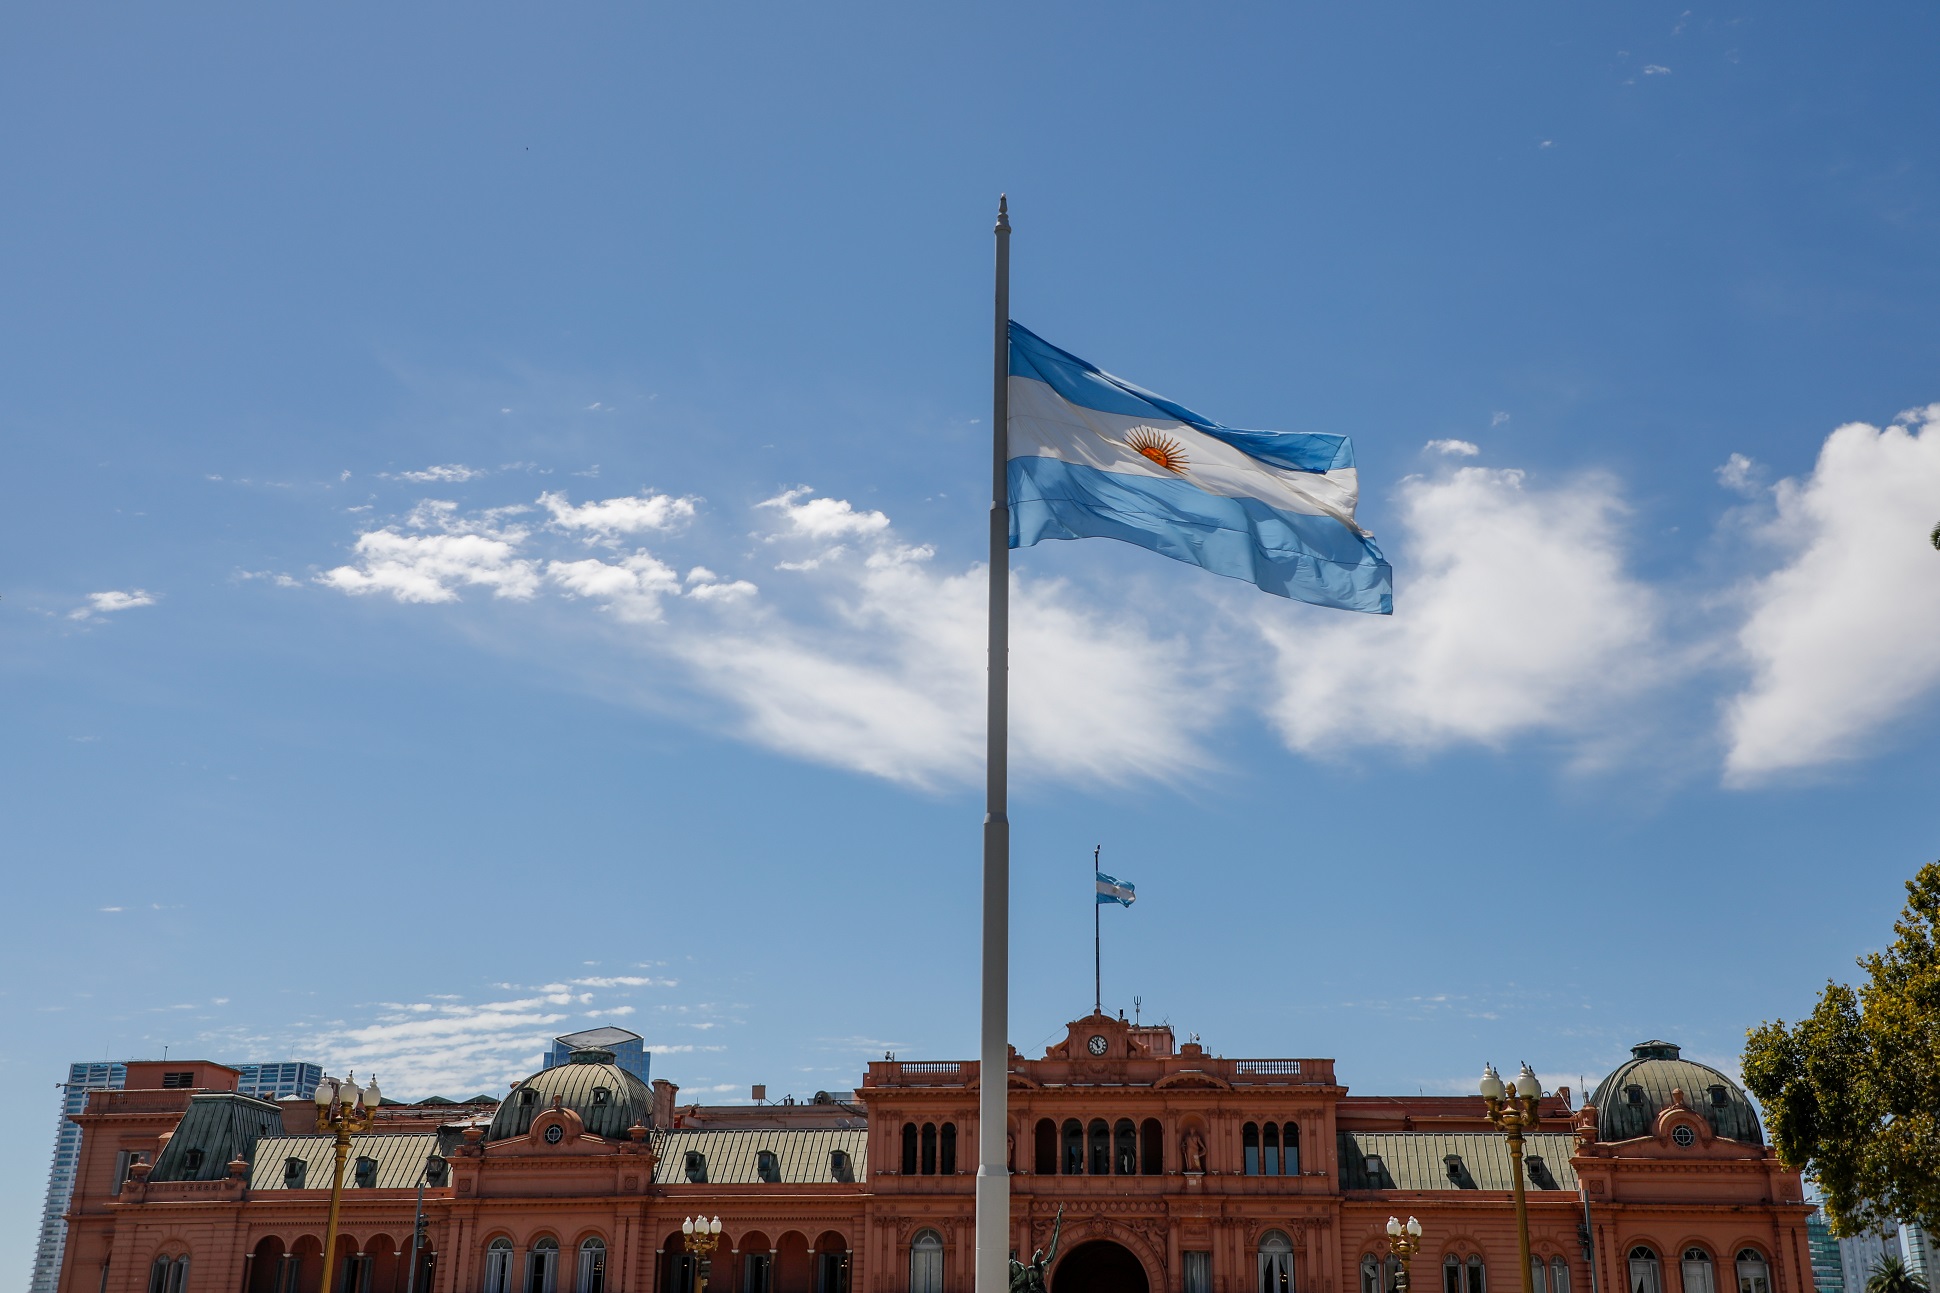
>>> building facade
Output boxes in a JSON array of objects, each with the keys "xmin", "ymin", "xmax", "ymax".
[{"xmin": 53, "ymin": 1015, "xmax": 1812, "ymax": 1293}]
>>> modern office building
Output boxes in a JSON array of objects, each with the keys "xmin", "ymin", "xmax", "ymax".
[
  {"xmin": 1806, "ymin": 1210, "xmax": 1843, "ymax": 1293},
  {"xmin": 30, "ymin": 1063, "xmax": 128, "ymax": 1293},
  {"xmin": 1835, "ymin": 1222, "xmax": 1898, "ymax": 1293},
  {"xmin": 235, "ymin": 1063, "xmax": 323, "ymax": 1101},
  {"xmin": 544, "ymin": 1026, "xmax": 650, "ymax": 1086},
  {"xmin": 1897, "ymin": 1223, "xmax": 1931, "ymax": 1286}
]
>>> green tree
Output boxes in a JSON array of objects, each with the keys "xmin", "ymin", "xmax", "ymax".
[
  {"xmin": 1866, "ymin": 1256, "xmax": 1925, "ymax": 1293},
  {"xmin": 1743, "ymin": 862, "xmax": 1940, "ymax": 1236}
]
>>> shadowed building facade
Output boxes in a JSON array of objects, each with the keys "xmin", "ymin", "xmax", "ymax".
[{"xmin": 53, "ymin": 1018, "xmax": 1811, "ymax": 1293}]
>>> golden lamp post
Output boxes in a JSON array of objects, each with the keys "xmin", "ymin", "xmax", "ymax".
[
  {"xmin": 314, "ymin": 1074, "xmax": 380, "ymax": 1293},
  {"xmin": 1480, "ymin": 1062, "xmax": 1543, "ymax": 1293},
  {"xmin": 681, "ymin": 1216, "xmax": 723, "ymax": 1293},
  {"xmin": 1386, "ymin": 1216, "xmax": 1423, "ymax": 1293}
]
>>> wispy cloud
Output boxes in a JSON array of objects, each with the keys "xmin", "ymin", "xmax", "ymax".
[
  {"xmin": 1424, "ymin": 438, "xmax": 1481, "ymax": 457},
  {"xmin": 70, "ymin": 589, "xmax": 157, "ymax": 620},
  {"xmin": 390, "ymin": 464, "xmax": 487, "ymax": 483}
]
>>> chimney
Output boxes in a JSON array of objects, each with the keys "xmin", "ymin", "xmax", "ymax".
[{"xmin": 651, "ymin": 1078, "xmax": 678, "ymax": 1128}]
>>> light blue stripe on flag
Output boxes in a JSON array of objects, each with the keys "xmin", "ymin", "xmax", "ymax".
[
  {"xmin": 1096, "ymin": 871, "xmax": 1135, "ymax": 907},
  {"xmin": 1007, "ymin": 321, "xmax": 1393, "ymax": 613}
]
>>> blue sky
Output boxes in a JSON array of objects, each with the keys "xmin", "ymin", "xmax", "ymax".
[{"xmin": 7, "ymin": 0, "xmax": 1940, "ymax": 1262}]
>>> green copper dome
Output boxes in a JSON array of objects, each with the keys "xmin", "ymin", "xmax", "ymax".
[
  {"xmin": 1589, "ymin": 1041, "xmax": 1762, "ymax": 1145},
  {"xmin": 486, "ymin": 1049, "xmax": 652, "ymax": 1142}
]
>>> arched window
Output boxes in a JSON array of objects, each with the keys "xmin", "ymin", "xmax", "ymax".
[
  {"xmin": 901, "ymin": 1123, "xmax": 918, "ymax": 1175},
  {"xmin": 1629, "ymin": 1247, "xmax": 1663, "ymax": 1293},
  {"xmin": 1445, "ymin": 1255, "xmax": 1487, "ymax": 1293},
  {"xmin": 577, "ymin": 1239, "xmax": 606, "ymax": 1293},
  {"xmin": 909, "ymin": 1230, "xmax": 944, "ymax": 1293},
  {"xmin": 283, "ymin": 1158, "xmax": 307, "ymax": 1188},
  {"xmin": 1362, "ymin": 1254, "xmax": 1386, "ymax": 1293},
  {"xmin": 1140, "ymin": 1118, "xmax": 1164, "ymax": 1175},
  {"xmin": 1062, "ymin": 1119, "xmax": 1084, "ymax": 1175},
  {"xmin": 1551, "ymin": 1259, "xmax": 1572, "ymax": 1293},
  {"xmin": 1531, "ymin": 1257, "xmax": 1548, "ymax": 1293},
  {"xmin": 1243, "ymin": 1122, "xmax": 1261, "ymax": 1175},
  {"xmin": 1682, "ymin": 1249, "xmax": 1715, "ymax": 1293},
  {"xmin": 830, "ymin": 1149, "xmax": 853, "ymax": 1182},
  {"xmin": 940, "ymin": 1122, "xmax": 957, "ymax": 1175},
  {"xmin": 1734, "ymin": 1252, "xmax": 1770, "ymax": 1293},
  {"xmin": 148, "ymin": 1255, "xmax": 190, "ymax": 1293},
  {"xmin": 528, "ymin": 1238, "xmax": 560, "ymax": 1293},
  {"xmin": 483, "ymin": 1239, "xmax": 514, "ymax": 1293},
  {"xmin": 756, "ymin": 1151, "xmax": 780, "ymax": 1183},
  {"xmin": 1258, "ymin": 1231, "xmax": 1294, "ymax": 1293},
  {"xmin": 1114, "ymin": 1120, "xmax": 1137, "ymax": 1175},
  {"xmin": 1283, "ymin": 1122, "xmax": 1301, "ymax": 1174},
  {"xmin": 1034, "ymin": 1119, "xmax": 1058, "ymax": 1175},
  {"xmin": 683, "ymin": 1151, "xmax": 707, "ymax": 1183},
  {"xmin": 920, "ymin": 1122, "xmax": 937, "ymax": 1175},
  {"xmin": 353, "ymin": 1156, "xmax": 378, "ymax": 1188},
  {"xmin": 1263, "ymin": 1122, "xmax": 1282, "ymax": 1175},
  {"xmin": 1087, "ymin": 1120, "xmax": 1110, "ymax": 1175}
]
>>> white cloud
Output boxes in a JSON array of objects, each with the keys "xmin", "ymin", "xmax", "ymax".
[
  {"xmin": 548, "ymin": 553, "xmax": 683, "ymax": 622},
  {"xmin": 1258, "ymin": 467, "xmax": 1658, "ymax": 753},
  {"xmin": 1716, "ymin": 452, "xmax": 1759, "ymax": 495},
  {"xmin": 1722, "ymin": 412, "xmax": 1940, "ymax": 782},
  {"xmin": 393, "ymin": 464, "xmax": 486, "ymax": 483},
  {"xmin": 759, "ymin": 487, "xmax": 890, "ymax": 540},
  {"xmin": 1643, "ymin": 64, "xmax": 1672, "ymax": 75},
  {"xmin": 540, "ymin": 490, "xmax": 697, "ymax": 538},
  {"xmin": 319, "ymin": 526, "xmax": 540, "ymax": 603},
  {"xmin": 70, "ymin": 589, "xmax": 157, "ymax": 620},
  {"xmin": 1424, "ymin": 438, "xmax": 1481, "ymax": 457}
]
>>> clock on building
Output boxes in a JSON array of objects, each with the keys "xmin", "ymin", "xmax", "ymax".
[{"xmin": 1087, "ymin": 1035, "xmax": 1108, "ymax": 1056}]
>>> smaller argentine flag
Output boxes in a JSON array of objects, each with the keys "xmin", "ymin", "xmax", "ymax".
[
  {"xmin": 1096, "ymin": 871, "xmax": 1136, "ymax": 907},
  {"xmin": 1008, "ymin": 321, "xmax": 1393, "ymax": 613}
]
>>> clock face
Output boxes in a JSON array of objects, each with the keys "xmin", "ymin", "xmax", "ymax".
[
  {"xmin": 1088, "ymin": 1035, "xmax": 1109, "ymax": 1056},
  {"xmin": 544, "ymin": 1124, "xmax": 564, "ymax": 1144}
]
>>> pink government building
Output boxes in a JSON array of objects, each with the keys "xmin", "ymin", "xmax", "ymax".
[{"xmin": 54, "ymin": 1011, "xmax": 1811, "ymax": 1293}]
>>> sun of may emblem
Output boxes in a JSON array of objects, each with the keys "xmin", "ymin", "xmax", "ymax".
[{"xmin": 1126, "ymin": 427, "xmax": 1189, "ymax": 472}]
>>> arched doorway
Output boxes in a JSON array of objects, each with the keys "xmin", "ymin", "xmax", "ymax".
[{"xmin": 1053, "ymin": 1240, "xmax": 1149, "ymax": 1293}]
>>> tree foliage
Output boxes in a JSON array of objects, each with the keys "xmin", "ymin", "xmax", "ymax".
[{"xmin": 1743, "ymin": 862, "xmax": 1940, "ymax": 1236}]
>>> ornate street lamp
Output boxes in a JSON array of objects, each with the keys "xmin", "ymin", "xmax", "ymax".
[
  {"xmin": 1480, "ymin": 1062, "xmax": 1542, "ymax": 1293},
  {"xmin": 315, "ymin": 1074, "xmax": 380, "ymax": 1293},
  {"xmin": 681, "ymin": 1216, "xmax": 723, "ymax": 1293},
  {"xmin": 1386, "ymin": 1216, "xmax": 1424, "ymax": 1293}
]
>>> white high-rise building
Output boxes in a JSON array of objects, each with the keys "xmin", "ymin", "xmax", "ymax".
[
  {"xmin": 1837, "ymin": 1222, "xmax": 1900, "ymax": 1293},
  {"xmin": 29, "ymin": 1064, "xmax": 125, "ymax": 1293},
  {"xmin": 1898, "ymin": 1223, "xmax": 1931, "ymax": 1287}
]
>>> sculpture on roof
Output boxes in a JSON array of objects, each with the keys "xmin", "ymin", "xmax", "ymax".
[{"xmin": 1009, "ymin": 1205, "xmax": 1062, "ymax": 1293}]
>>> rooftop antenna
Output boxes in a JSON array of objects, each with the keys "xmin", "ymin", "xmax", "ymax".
[{"xmin": 1134, "ymin": 995, "xmax": 1142, "ymax": 1025}]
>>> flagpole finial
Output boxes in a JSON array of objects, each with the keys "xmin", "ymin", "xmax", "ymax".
[{"xmin": 996, "ymin": 193, "xmax": 1009, "ymax": 231}]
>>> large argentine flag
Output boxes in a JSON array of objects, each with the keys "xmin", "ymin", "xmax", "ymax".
[{"xmin": 1007, "ymin": 322, "xmax": 1392, "ymax": 613}]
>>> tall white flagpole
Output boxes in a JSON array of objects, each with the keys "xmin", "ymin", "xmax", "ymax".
[{"xmin": 975, "ymin": 193, "xmax": 1012, "ymax": 1293}]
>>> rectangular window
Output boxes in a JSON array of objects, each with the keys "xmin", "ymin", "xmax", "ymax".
[
  {"xmin": 1264, "ymin": 1145, "xmax": 1280, "ymax": 1175},
  {"xmin": 1185, "ymin": 1252, "xmax": 1213, "ymax": 1293},
  {"xmin": 1244, "ymin": 1145, "xmax": 1260, "ymax": 1174},
  {"xmin": 1552, "ymin": 1264, "xmax": 1572, "ymax": 1293},
  {"xmin": 161, "ymin": 1072, "xmax": 195, "ymax": 1089},
  {"xmin": 743, "ymin": 1253, "xmax": 773, "ymax": 1293}
]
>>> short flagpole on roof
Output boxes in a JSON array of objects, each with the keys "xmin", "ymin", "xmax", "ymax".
[{"xmin": 974, "ymin": 193, "xmax": 1012, "ymax": 1293}]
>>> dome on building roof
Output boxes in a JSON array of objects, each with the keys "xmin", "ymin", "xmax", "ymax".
[
  {"xmin": 1589, "ymin": 1040, "xmax": 1762, "ymax": 1144},
  {"xmin": 485, "ymin": 1049, "xmax": 652, "ymax": 1143}
]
